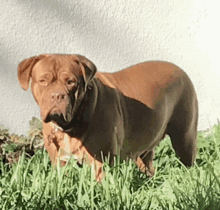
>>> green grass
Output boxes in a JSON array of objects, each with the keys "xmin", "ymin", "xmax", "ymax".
[{"xmin": 0, "ymin": 123, "xmax": 220, "ymax": 209}]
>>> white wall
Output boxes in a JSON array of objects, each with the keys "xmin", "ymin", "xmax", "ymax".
[{"xmin": 0, "ymin": 0, "xmax": 219, "ymax": 135}]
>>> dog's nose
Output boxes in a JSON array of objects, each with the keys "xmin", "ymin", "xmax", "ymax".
[{"xmin": 51, "ymin": 93, "xmax": 66, "ymax": 102}]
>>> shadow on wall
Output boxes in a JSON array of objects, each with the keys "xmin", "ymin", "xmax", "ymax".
[
  {"xmin": 2, "ymin": 0, "xmax": 151, "ymax": 88},
  {"xmin": 15, "ymin": 0, "xmax": 154, "ymax": 65}
]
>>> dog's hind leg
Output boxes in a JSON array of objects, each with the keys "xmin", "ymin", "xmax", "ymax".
[{"xmin": 167, "ymin": 96, "xmax": 198, "ymax": 167}]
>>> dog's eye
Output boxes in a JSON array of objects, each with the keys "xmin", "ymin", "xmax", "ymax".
[
  {"xmin": 38, "ymin": 80, "xmax": 48, "ymax": 86},
  {"xmin": 66, "ymin": 80, "xmax": 76, "ymax": 87}
]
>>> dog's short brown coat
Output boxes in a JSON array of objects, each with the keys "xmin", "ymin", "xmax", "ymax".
[{"xmin": 18, "ymin": 54, "xmax": 198, "ymax": 180}]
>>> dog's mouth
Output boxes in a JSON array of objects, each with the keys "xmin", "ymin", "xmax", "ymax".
[{"xmin": 44, "ymin": 107, "xmax": 71, "ymax": 129}]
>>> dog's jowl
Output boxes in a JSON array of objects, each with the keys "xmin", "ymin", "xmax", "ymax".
[{"xmin": 18, "ymin": 54, "xmax": 198, "ymax": 181}]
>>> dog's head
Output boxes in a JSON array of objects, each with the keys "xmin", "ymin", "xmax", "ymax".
[{"xmin": 18, "ymin": 54, "xmax": 97, "ymax": 129}]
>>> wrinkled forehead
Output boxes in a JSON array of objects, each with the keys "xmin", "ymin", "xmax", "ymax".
[{"xmin": 32, "ymin": 55, "xmax": 82, "ymax": 77}]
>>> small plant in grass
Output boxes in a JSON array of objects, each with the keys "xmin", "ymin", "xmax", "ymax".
[{"xmin": 0, "ymin": 117, "xmax": 43, "ymax": 165}]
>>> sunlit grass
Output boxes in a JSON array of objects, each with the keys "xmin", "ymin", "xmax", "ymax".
[{"xmin": 0, "ymin": 123, "xmax": 220, "ymax": 209}]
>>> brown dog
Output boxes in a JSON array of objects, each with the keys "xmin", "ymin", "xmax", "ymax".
[{"xmin": 18, "ymin": 54, "xmax": 198, "ymax": 180}]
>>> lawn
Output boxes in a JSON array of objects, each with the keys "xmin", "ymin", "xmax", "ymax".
[{"xmin": 0, "ymin": 118, "xmax": 220, "ymax": 209}]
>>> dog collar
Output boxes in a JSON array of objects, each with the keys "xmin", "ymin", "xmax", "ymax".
[{"xmin": 51, "ymin": 121, "xmax": 63, "ymax": 132}]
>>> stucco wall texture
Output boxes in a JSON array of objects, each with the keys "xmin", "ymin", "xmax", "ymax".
[{"xmin": 0, "ymin": 0, "xmax": 219, "ymax": 135}]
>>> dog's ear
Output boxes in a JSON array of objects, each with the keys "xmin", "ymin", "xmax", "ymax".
[
  {"xmin": 75, "ymin": 54, "xmax": 97, "ymax": 88},
  {"xmin": 17, "ymin": 55, "xmax": 44, "ymax": 90}
]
